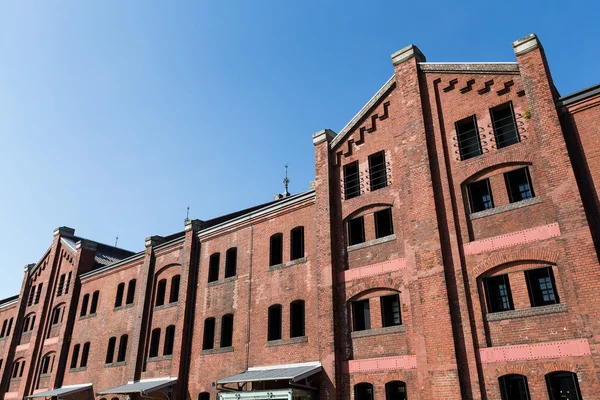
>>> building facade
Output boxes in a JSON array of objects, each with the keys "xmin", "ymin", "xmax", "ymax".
[{"xmin": 1, "ymin": 33, "xmax": 600, "ymax": 400}]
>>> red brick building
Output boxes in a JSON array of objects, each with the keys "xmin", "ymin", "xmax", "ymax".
[{"xmin": 0, "ymin": 33, "xmax": 599, "ymax": 400}]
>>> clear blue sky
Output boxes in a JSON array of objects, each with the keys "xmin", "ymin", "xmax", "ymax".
[{"xmin": 0, "ymin": 1, "xmax": 597, "ymax": 298}]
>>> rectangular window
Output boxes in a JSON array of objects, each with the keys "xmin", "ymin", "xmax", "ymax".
[
  {"xmin": 164, "ymin": 325, "xmax": 175, "ymax": 355},
  {"xmin": 456, "ymin": 115, "xmax": 482, "ymax": 160},
  {"xmin": 220, "ymin": 315, "xmax": 234, "ymax": 348},
  {"xmin": 290, "ymin": 227, "xmax": 304, "ymax": 261},
  {"xmin": 117, "ymin": 335, "xmax": 128, "ymax": 362},
  {"xmin": 368, "ymin": 151, "xmax": 388, "ymax": 191},
  {"xmin": 57, "ymin": 274, "xmax": 65, "ymax": 296},
  {"xmin": 343, "ymin": 161, "xmax": 360, "ymax": 200},
  {"xmin": 224, "ymin": 248, "xmax": 237, "ymax": 278},
  {"xmin": 352, "ymin": 299, "xmax": 371, "ymax": 331},
  {"xmin": 90, "ymin": 291, "xmax": 99, "ymax": 314},
  {"xmin": 467, "ymin": 179, "xmax": 494, "ymax": 213},
  {"xmin": 269, "ymin": 234, "xmax": 283, "ymax": 266},
  {"xmin": 491, "ymin": 102, "xmax": 520, "ymax": 149},
  {"xmin": 126, "ymin": 279, "xmax": 136, "ymax": 305},
  {"xmin": 35, "ymin": 284, "xmax": 43, "ymax": 304},
  {"xmin": 208, "ymin": 253, "xmax": 220, "ymax": 282},
  {"xmin": 202, "ymin": 319, "xmax": 215, "ymax": 350},
  {"xmin": 380, "ymin": 294, "xmax": 401, "ymax": 327},
  {"xmin": 105, "ymin": 337, "xmax": 116, "ymax": 364},
  {"xmin": 505, "ymin": 167, "xmax": 534, "ymax": 203},
  {"xmin": 484, "ymin": 275, "xmax": 514, "ymax": 313},
  {"xmin": 290, "ymin": 301, "xmax": 305, "ymax": 338},
  {"xmin": 267, "ymin": 305, "xmax": 282, "ymax": 341},
  {"xmin": 70, "ymin": 344, "xmax": 80, "ymax": 369},
  {"xmin": 65, "ymin": 272, "xmax": 72, "ymax": 295},
  {"xmin": 347, "ymin": 216, "xmax": 365, "ymax": 246},
  {"xmin": 80, "ymin": 342, "xmax": 90, "ymax": 368},
  {"xmin": 525, "ymin": 267, "xmax": 559, "ymax": 307},
  {"xmin": 374, "ymin": 208, "xmax": 394, "ymax": 239},
  {"xmin": 149, "ymin": 329, "xmax": 161, "ymax": 357}
]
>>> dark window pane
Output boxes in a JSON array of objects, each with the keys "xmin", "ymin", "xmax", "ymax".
[
  {"xmin": 352, "ymin": 299, "xmax": 371, "ymax": 331},
  {"xmin": 199, "ymin": 393, "xmax": 210, "ymax": 400},
  {"xmin": 155, "ymin": 279, "xmax": 167, "ymax": 307},
  {"xmin": 354, "ymin": 383, "xmax": 374, "ymax": 400},
  {"xmin": 344, "ymin": 161, "xmax": 360, "ymax": 200},
  {"xmin": 35, "ymin": 284, "xmax": 43, "ymax": 304},
  {"xmin": 170, "ymin": 275, "xmax": 180, "ymax": 303},
  {"xmin": 90, "ymin": 291, "xmax": 99, "ymax": 314},
  {"xmin": 80, "ymin": 294, "xmax": 89, "ymax": 317},
  {"xmin": 268, "ymin": 305, "xmax": 282, "ymax": 341},
  {"xmin": 202, "ymin": 319, "xmax": 215, "ymax": 350},
  {"xmin": 456, "ymin": 115, "xmax": 482, "ymax": 160},
  {"xmin": 484, "ymin": 275, "xmax": 514, "ymax": 313},
  {"xmin": 290, "ymin": 300, "xmax": 305, "ymax": 338},
  {"xmin": 369, "ymin": 151, "xmax": 388, "ymax": 191},
  {"xmin": 500, "ymin": 374, "xmax": 530, "ymax": 400},
  {"xmin": 269, "ymin": 234, "xmax": 283, "ymax": 266},
  {"xmin": 150, "ymin": 328, "xmax": 161, "ymax": 357},
  {"xmin": 220, "ymin": 315, "xmax": 234, "ymax": 348},
  {"xmin": 164, "ymin": 325, "xmax": 175, "ymax": 355},
  {"xmin": 114, "ymin": 283, "xmax": 125, "ymax": 308},
  {"xmin": 374, "ymin": 209, "xmax": 394, "ymax": 239},
  {"xmin": 57, "ymin": 274, "xmax": 65, "ymax": 296},
  {"xmin": 526, "ymin": 267, "xmax": 559, "ymax": 307},
  {"xmin": 381, "ymin": 294, "xmax": 401, "ymax": 327},
  {"xmin": 225, "ymin": 248, "xmax": 237, "ymax": 278},
  {"xmin": 348, "ymin": 216, "xmax": 365, "ymax": 246},
  {"xmin": 126, "ymin": 279, "xmax": 136, "ymax": 305},
  {"xmin": 290, "ymin": 227, "xmax": 305, "ymax": 261},
  {"xmin": 491, "ymin": 102, "xmax": 520, "ymax": 149},
  {"xmin": 468, "ymin": 179, "xmax": 494, "ymax": 213},
  {"xmin": 385, "ymin": 381, "xmax": 407, "ymax": 400},
  {"xmin": 505, "ymin": 167, "xmax": 535, "ymax": 203},
  {"xmin": 105, "ymin": 337, "xmax": 116, "ymax": 364},
  {"xmin": 117, "ymin": 335, "xmax": 128, "ymax": 362},
  {"xmin": 65, "ymin": 272, "xmax": 72, "ymax": 294},
  {"xmin": 208, "ymin": 253, "xmax": 220, "ymax": 282},
  {"xmin": 80, "ymin": 343, "xmax": 90, "ymax": 368},
  {"xmin": 546, "ymin": 372, "xmax": 582, "ymax": 400},
  {"xmin": 70, "ymin": 345, "xmax": 80, "ymax": 369}
]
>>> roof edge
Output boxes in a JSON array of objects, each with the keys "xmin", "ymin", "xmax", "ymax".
[{"xmin": 558, "ymin": 83, "xmax": 600, "ymax": 106}]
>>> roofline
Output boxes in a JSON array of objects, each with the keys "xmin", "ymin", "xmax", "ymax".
[
  {"xmin": 558, "ymin": 83, "xmax": 600, "ymax": 106},
  {"xmin": 0, "ymin": 295, "xmax": 19, "ymax": 309},
  {"xmin": 80, "ymin": 252, "xmax": 145, "ymax": 280},
  {"xmin": 247, "ymin": 361, "xmax": 321, "ymax": 371}
]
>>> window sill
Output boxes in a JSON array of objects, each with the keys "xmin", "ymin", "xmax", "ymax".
[
  {"xmin": 266, "ymin": 336, "xmax": 308, "ymax": 347},
  {"xmin": 470, "ymin": 197, "xmax": 541, "ymax": 220},
  {"xmin": 154, "ymin": 302, "xmax": 178, "ymax": 311},
  {"xmin": 201, "ymin": 346, "xmax": 234, "ymax": 355},
  {"xmin": 351, "ymin": 325, "xmax": 406, "ymax": 339},
  {"xmin": 39, "ymin": 373, "xmax": 51, "ymax": 378},
  {"xmin": 79, "ymin": 313, "xmax": 97, "ymax": 320},
  {"xmin": 69, "ymin": 367, "xmax": 87, "ymax": 372},
  {"xmin": 147, "ymin": 355, "xmax": 173, "ymax": 362},
  {"xmin": 347, "ymin": 234, "xmax": 396, "ymax": 253},
  {"xmin": 113, "ymin": 304, "xmax": 134, "ymax": 312},
  {"xmin": 207, "ymin": 276, "xmax": 238, "ymax": 287},
  {"xmin": 486, "ymin": 303, "xmax": 567, "ymax": 322},
  {"xmin": 104, "ymin": 361, "xmax": 126, "ymax": 368},
  {"xmin": 269, "ymin": 257, "xmax": 307, "ymax": 272}
]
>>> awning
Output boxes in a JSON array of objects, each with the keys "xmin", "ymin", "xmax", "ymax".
[
  {"xmin": 217, "ymin": 362, "xmax": 321, "ymax": 385},
  {"xmin": 97, "ymin": 378, "xmax": 177, "ymax": 396},
  {"xmin": 26, "ymin": 383, "xmax": 92, "ymax": 398}
]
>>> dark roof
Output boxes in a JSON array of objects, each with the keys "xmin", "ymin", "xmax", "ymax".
[
  {"xmin": 0, "ymin": 295, "xmax": 19, "ymax": 307},
  {"xmin": 559, "ymin": 83, "xmax": 600, "ymax": 106},
  {"xmin": 61, "ymin": 237, "xmax": 136, "ymax": 269}
]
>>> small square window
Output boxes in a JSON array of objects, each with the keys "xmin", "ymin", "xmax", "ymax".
[
  {"xmin": 505, "ymin": 167, "xmax": 534, "ymax": 203},
  {"xmin": 352, "ymin": 299, "xmax": 370, "ymax": 331},
  {"xmin": 368, "ymin": 151, "xmax": 388, "ymax": 191},
  {"xmin": 374, "ymin": 208, "xmax": 394, "ymax": 239},
  {"xmin": 347, "ymin": 216, "xmax": 365, "ymax": 246},
  {"xmin": 456, "ymin": 115, "xmax": 482, "ymax": 160},
  {"xmin": 483, "ymin": 275, "xmax": 513, "ymax": 313},
  {"xmin": 525, "ymin": 267, "xmax": 559, "ymax": 307},
  {"xmin": 344, "ymin": 161, "xmax": 360, "ymax": 200},
  {"xmin": 467, "ymin": 179, "xmax": 494, "ymax": 213}
]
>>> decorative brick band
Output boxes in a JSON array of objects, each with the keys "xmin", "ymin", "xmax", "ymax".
[
  {"xmin": 464, "ymin": 223, "xmax": 560, "ymax": 255},
  {"xmin": 342, "ymin": 355, "xmax": 417, "ymax": 374},
  {"xmin": 15, "ymin": 343, "xmax": 29, "ymax": 352},
  {"xmin": 339, "ymin": 258, "xmax": 407, "ymax": 283},
  {"xmin": 478, "ymin": 339, "xmax": 591, "ymax": 364}
]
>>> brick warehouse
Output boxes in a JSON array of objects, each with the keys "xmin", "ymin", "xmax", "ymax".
[{"xmin": 0, "ymin": 32, "xmax": 599, "ymax": 400}]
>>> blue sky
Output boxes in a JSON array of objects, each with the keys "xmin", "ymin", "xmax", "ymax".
[{"xmin": 0, "ymin": 1, "xmax": 597, "ymax": 298}]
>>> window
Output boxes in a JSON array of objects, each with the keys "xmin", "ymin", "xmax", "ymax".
[
  {"xmin": 70, "ymin": 344, "xmax": 80, "ymax": 369},
  {"xmin": 149, "ymin": 328, "xmax": 161, "ymax": 357},
  {"xmin": 12, "ymin": 359, "xmax": 25, "ymax": 379},
  {"xmin": 381, "ymin": 294, "xmax": 401, "ymax": 327},
  {"xmin": 169, "ymin": 275, "xmax": 180, "ymax": 303},
  {"xmin": 385, "ymin": 381, "xmax": 407, "ymax": 400},
  {"xmin": 202, "ymin": 318, "xmax": 215, "ymax": 350},
  {"xmin": 369, "ymin": 151, "xmax": 388, "ymax": 191},
  {"xmin": 126, "ymin": 279, "xmax": 136, "ymax": 305},
  {"xmin": 23, "ymin": 314, "xmax": 35, "ymax": 333},
  {"xmin": 0, "ymin": 320, "xmax": 6, "ymax": 337},
  {"xmin": 505, "ymin": 167, "xmax": 534, "ymax": 203},
  {"xmin": 267, "ymin": 305, "xmax": 282, "ymax": 341},
  {"xmin": 456, "ymin": 115, "xmax": 482, "ymax": 160},
  {"xmin": 57, "ymin": 274, "xmax": 65, "ymax": 296},
  {"xmin": 6, "ymin": 318, "xmax": 13, "ymax": 337},
  {"xmin": 114, "ymin": 283, "xmax": 125, "ymax": 308},
  {"xmin": 208, "ymin": 253, "xmax": 220, "ymax": 282},
  {"xmin": 374, "ymin": 208, "xmax": 394, "ymax": 238},
  {"xmin": 28, "ymin": 286, "xmax": 35, "ymax": 307},
  {"xmin": 491, "ymin": 102, "xmax": 520, "ymax": 149},
  {"xmin": 80, "ymin": 294, "xmax": 90, "ymax": 317},
  {"xmin": 51, "ymin": 306, "xmax": 63, "ymax": 325},
  {"xmin": 117, "ymin": 335, "xmax": 128, "ymax": 362},
  {"xmin": 199, "ymin": 393, "xmax": 210, "ymax": 400},
  {"xmin": 499, "ymin": 374, "xmax": 530, "ymax": 400},
  {"xmin": 220, "ymin": 314, "xmax": 234, "ymax": 348},
  {"xmin": 90, "ymin": 291, "xmax": 99, "ymax": 314},
  {"xmin": 105, "ymin": 337, "xmax": 116, "ymax": 364},
  {"xmin": 344, "ymin": 161, "xmax": 360, "ymax": 200},
  {"xmin": 225, "ymin": 248, "xmax": 237, "ymax": 278},
  {"xmin": 155, "ymin": 279, "xmax": 167, "ymax": 307},
  {"xmin": 289, "ymin": 228, "xmax": 305, "ymax": 261},
  {"xmin": 41, "ymin": 353, "xmax": 54, "ymax": 375},
  {"xmin": 65, "ymin": 272, "xmax": 72, "ymax": 295},
  {"xmin": 525, "ymin": 267, "xmax": 559, "ymax": 307},
  {"xmin": 269, "ymin": 234, "xmax": 283, "ymax": 266},
  {"xmin": 347, "ymin": 216, "xmax": 365, "ymax": 246},
  {"xmin": 484, "ymin": 275, "xmax": 513, "ymax": 313},
  {"xmin": 290, "ymin": 300, "xmax": 305, "ymax": 338},
  {"xmin": 354, "ymin": 383, "xmax": 374, "ymax": 400},
  {"xmin": 80, "ymin": 342, "xmax": 90, "ymax": 368},
  {"xmin": 352, "ymin": 299, "xmax": 371, "ymax": 331},
  {"xmin": 35, "ymin": 284, "xmax": 43, "ymax": 304},
  {"xmin": 546, "ymin": 371, "xmax": 582, "ymax": 400},
  {"xmin": 467, "ymin": 179, "xmax": 494, "ymax": 213},
  {"xmin": 164, "ymin": 325, "xmax": 175, "ymax": 356}
]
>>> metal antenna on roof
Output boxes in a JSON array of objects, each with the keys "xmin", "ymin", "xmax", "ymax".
[
  {"xmin": 115, "ymin": 235, "xmax": 119, "ymax": 247},
  {"xmin": 185, "ymin": 206, "xmax": 190, "ymax": 223},
  {"xmin": 283, "ymin": 164, "xmax": 290, "ymax": 197}
]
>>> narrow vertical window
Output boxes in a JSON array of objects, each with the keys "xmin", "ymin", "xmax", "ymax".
[
  {"xmin": 354, "ymin": 383, "xmax": 374, "ymax": 400},
  {"xmin": 164, "ymin": 325, "xmax": 175, "ymax": 356},
  {"xmin": 505, "ymin": 167, "xmax": 535, "ymax": 203},
  {"xmin": 57, "ymin": 274, "xmax": 65, "ymax": 296},
  {"xmin": 343, "ymin": 161, "xmax": 360, "ymax": 200},
  {"xmin": 491, "ymin": 102, "xmax": 520, "ymax": 149},
  {"xmin": 525, "ymin": 267, "xmax": 559, "ymax": 307},
  {"xmin": 28, "ymin": 286, "xmax": 35, "ymax": 307},
  {"xmin": 90, "ymin": 291, "xmax": 99, "ymax": 314},
  {"xmin": 290, "ymin": 227, "xmax": 305, "ymax": 261},
  {"xmin": 208, "ymin": 253, "xmax": 220, "ymax": 282},
  {"xmin": 64, "ymin": 272, "xmax": 72, "ymax": 294},
  {"xmin": 117, "ymin": 335, "xmax": 128, "ymax": 362},
  {"xmin": 352, "ymin": 299, "xmax": 371, "ymax": 331},
  {"xmin": 224, "ymin": 248, "xmax": 237, "ymax": 278},
  {"xmin": 80, "ymin": 294, "xmax": 90, "ymax": 317},
  {"xmin": 70, "ymin": 344, "xmax": 80, "ymax": 369},
  {"xmin": 80, "ymin": 342, "xmax": 90, "ymax": 368},
  {"xmin": 1, "ymin": 320, "xmax": 6, "ymax": 337},
  {"xmin": 546, "ymin": 371, "xmax": 582, "ymax": 400},
  {"xmin": 169, "ymin": 275, "xmax": 180, "ymax": 303},
  {"xmin": 42, "ymin": 353, "xmax": 54, "ymax": 374},
  {"xmin": 51, "ymin": 306, "xmax": 63, "ymax": 325},
  {"xmin": 202, "ymin": 318, "xmax": 215, "ymax": 350},
  {"xmin": 105, "ymin": 337, "xmax": 116, "ymax": 364},
  {"xmin": 484, "ymin": 275, "xmax": 514, "ymax": 313},
  {"xmin": 269, "ymin": 234, "xmax": 283, "ymax": 266},
  {"xmin": 35, "ymin": 284, "xmax": 43, "ymax": 304},
  {"xmin": 467, "ymin": 179, "xmax": 494, "ymax": 213},
  {"xmin": 267, "ymin": 305, "xmax": 282, "ymax": 341},
  {"xmin": 499, "ymin": 374, "xmax": 530, "ymax": 400},
  {"xmin": 114, "ymin": 283, "xmax": 125, "ymax": 308},
  {"xmin": 6, "ymin": 318, "xmax": 13, "ymax": 336},
  {"xmin": 456, "ymin": 115, "xmax": 482, "ymax": 160},
  {"xmin": 149, "ymin": 328, "xmax": 161, "ymax": 357},
  {"xmin": 220, "ymin": 314, "xmax": 234, "ymax": 348},
  {"xmin": 369, "ymin": 151, "xmax": 388, "ymax": 191},
  {"xmin": 374, "ymin": 208, "xmax": 394, "ymax": 238},
  {"xmin": 381, "ymin": 294, "xmax": 402, "ymax": 327},
  {"xmin": 126, "ymin": 279, "xmax": 136, "ymax": 305},
  {"xmin": 155, "ymin": 279, "xmax": 167, "ymax": 307},
  {"xmin": 290, "ymin": 300, "xmax": 305, "ymax": 338},
  {"xmin": 347, "ymin": 216, "xmax": 365, "ymax": 246},
  {"xmin": 385, "ymin": 381, "xmax": 407, "ymax": 400}
]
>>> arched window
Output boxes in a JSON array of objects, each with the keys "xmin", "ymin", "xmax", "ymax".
[
  {"xmin": 208, "ymin": 253, "xmax": 220, "ymax": 282},
  {"xmin": 267, "ymin": 304, "xmax": 282, "ymax": 341},
  {"xmin": 80, "ymin": 294, "xmax": 90, "ymax": 317},
  {"xmin": 51, "ymin": 305, "xmax": 64, "ymax": 325},
  {"xmin": 290, "ymin": 300, "xmax": 305, "ymax": 338},
  {"xmin": 105, "ymin": 337, "xmax": 116, "ymax": 364},
  {"xmin": 6, "ymin": 318, "xmax": 13, "ymax": 336},
  {"xmin": 70, "ymin": 344, "xmax": 80, "ymax": 369},
  {"xmin": 269, "ymin": 234, "xmax": 283, "ymax": 266},
  {"xmin": 202, "ymin": 318, "xmax": 215, "ymax": 350},
  {"xmin": 80, "ymin": 342, "xmax": 90, "ymax": 368},
  {"xmin": 220, "ymin": 314, "xmax": 234, "ymax": 348},
  {"xmin": 126, "ymin": 279, "xmax": 136, "ymax": 305},
  {"xmin": 385, "ymin": 381, "xmax": 407, "ymax": 400},
  {"xmin": 199, "ymin": 393, "xmax": 210, "ymax": 400},
  {"xmin": 117, "ymin": 335, "xmax": 128, "ymax": 362},
  {"xmin": 155, "ymin": 279, "xmax": 167, "ymax": 307},
  {"xmin": 164, "ymin": 325, "xmax": 175, "ymax": 356},
  {"xmin": 23, "ymin": 313, "xmax": 35, "ymax": 333},
  {"xmin": 114, "ymin": 282, "xmax": 125, "ymax": 308},
  {"xmin": 499, "ymin": 374, "xmax": 530, "ymax": 400},
  {"xmin": 11, "ymin": 358, "xmax": 25, "ymax": 379},
  {"xmin": 546, "ymin": 371, "xmax": 582, "ymax": 400},
  {"xmin": 169, "ymin": 275, "xmax": 180, "ymax": 303},
  {"xmin": 225, "ymin": 248, "xmax": 237, "ymax": 278},
  {"xmin": 290, "ymin": 227, "xmax": 304, "ymax": 260},
  {"xmin": 149, "ymin": 328, "xmax": 161, "ymax": 358},
  {"xmin": 354, "ymin": 383, "xmax": 374, "ymax": 400},
  {"xmin": 90, "ymin": 291, "xmax": 100, "ymax": 314},
  {"xmin": 40, "ymin": 352, "xmax": 54, "ymax": 375}
]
